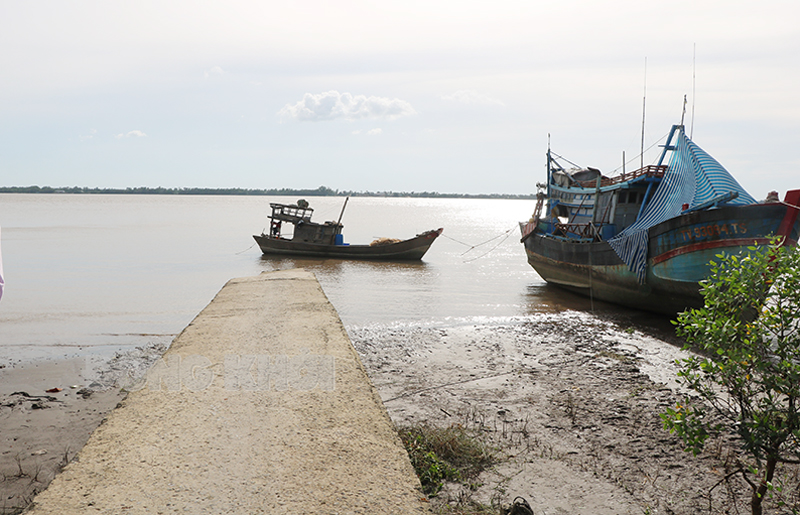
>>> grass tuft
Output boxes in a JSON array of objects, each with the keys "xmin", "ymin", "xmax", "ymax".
[{"xmin": 398, "ymin": 423, "xmax": 496, "ymax": 496}]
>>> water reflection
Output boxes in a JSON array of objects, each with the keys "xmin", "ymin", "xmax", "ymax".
[
  {"xmin": 256, "ymin": 255, "xmax": 438, "ymax": 325},
  {"xmin": 258, "ymin": 255, "xmax": 348, "ymax": 274},
  {"xmin": 258, "ymin": 255, "xmax": 429, "ymax": 277}
]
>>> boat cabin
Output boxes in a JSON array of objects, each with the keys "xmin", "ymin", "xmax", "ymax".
[
  {"xmin": 538, "ymin": 156, "xmax": 666, "ymax": 242},
  {"xmin": 267, "ymin": 202, "xmax": 343, "ymax": 244}
]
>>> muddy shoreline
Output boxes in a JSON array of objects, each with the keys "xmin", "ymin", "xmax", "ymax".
[{"xmin": 350, "ymin": 312, "xmax": 799, "ymax": 514}]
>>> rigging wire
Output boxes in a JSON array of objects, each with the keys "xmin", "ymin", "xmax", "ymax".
[
  {"xmin": 607, "ymin": 130, "xmax": 670, "ymax": 175},
  {"xmin": 549, "ymin": 129, "xmax": 670, "ymax": 177},
  {"xmin": 548, "ymin": 151, "xmax": 582, "ymax": 170}
]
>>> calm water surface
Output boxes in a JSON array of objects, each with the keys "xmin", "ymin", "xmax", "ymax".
[{"xmin": 0, "ymin": 194, "xmax": 667, "ymax": 364}]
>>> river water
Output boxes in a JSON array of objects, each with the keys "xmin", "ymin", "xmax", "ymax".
[{"xmin": 0, "ymin": 194, "xmax": 671, "ymax": 366}]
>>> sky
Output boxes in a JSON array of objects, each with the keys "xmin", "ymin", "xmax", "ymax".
[{"xmin": 1, "ymin": 1, "xmax": 798, "ymax": 195}]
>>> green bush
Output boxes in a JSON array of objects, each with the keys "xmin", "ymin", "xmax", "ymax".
[{"xmin": 662, "ymin": 239, "xmax": 800, "ymax": 515}]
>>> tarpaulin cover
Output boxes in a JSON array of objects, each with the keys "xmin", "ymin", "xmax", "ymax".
[{"xmin": 608, "ymin": 127, "xmax": 756, "ymax": 282}]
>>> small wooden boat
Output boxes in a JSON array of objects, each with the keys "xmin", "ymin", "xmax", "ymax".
[
  {"xmin": 520, "ymin": 124, "xmax": 800, "ymax": 315},
  {"xmin": 254, "ymin": 200, "xmax": 442, "ymax": 260}
]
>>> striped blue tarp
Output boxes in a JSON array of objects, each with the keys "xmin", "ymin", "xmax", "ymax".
[{"xmin": 608, "ymin": 127, "xmax": 756, "ymax": 282}]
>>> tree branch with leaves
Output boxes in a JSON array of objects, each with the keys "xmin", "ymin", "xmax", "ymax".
[{"xmin": 662, "ymin": 239, "xmax": 800, "ymax": 515}]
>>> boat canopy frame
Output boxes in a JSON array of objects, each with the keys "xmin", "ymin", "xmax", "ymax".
[{"xmin": 268, "ymin": 203, "xmax": 314, "ymax": 225}]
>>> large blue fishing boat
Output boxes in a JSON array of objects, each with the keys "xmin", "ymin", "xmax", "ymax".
[{"xmin": 520, "ymin": 124, "xmax": 800, "ymax": 314}]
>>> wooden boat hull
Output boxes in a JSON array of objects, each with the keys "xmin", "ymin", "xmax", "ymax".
[
  {"xmin": 254, "ymin": 228, "xmax": 443, "ymax": 261},
  {"xmin": 522, "ymin": 203, "xmax": 800, "ymax": 315}
]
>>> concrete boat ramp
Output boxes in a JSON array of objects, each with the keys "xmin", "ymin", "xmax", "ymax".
[{"xmin": 26, "ymin": 269, "xmax": 429, "ymax": 514}]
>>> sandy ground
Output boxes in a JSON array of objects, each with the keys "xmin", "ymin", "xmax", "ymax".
[{"xmin": 349, "ymin": 311, "xmax": 800, "ymax": 515}]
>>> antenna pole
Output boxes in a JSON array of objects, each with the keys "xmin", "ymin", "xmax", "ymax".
[
  {"xmin": 690, "ymin": 43, "xmax": 696, "ymax": 138},
  {"xmin": 640, "ymin": 57, "xmax": 647, "ymax": 170},
  {"xmin": 681, "ymin": 95, "xmax": 687, "ymax": 126}
]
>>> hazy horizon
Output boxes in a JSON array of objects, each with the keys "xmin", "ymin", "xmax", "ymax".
[{"xmin": 0, "ymin": 185, "xmax": 536, "ymax": 197}]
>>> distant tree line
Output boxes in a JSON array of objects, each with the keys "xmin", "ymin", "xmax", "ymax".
[{"xmin": 0, "ymin": 185, "xmax": 535, "ymax": 199}]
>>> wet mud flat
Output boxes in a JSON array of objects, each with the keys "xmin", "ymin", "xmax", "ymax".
[
  {"xmin": 0, "ymin": 388, "xmax": 125, "ymax": 513},
  {"xmin": 4, "ymin": 305, "xmax": 799, "ymax": 514},
  {"xmin": 350, "ymin": 312, "xmax": 800, "ymax": 515},
  {"xmin": 0, "ymin": 343, "xmax": 167, "ymax": 514}
]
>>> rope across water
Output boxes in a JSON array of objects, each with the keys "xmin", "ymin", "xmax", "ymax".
[{"xmin": 441, "ymin": 226, "xmax": 517, "ymax": 262}]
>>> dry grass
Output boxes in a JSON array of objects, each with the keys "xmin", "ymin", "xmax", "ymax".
[{"xmin": 398, "ymin": 423, "xmax": 496, "ymax": 496}]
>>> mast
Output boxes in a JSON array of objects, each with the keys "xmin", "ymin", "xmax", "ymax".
[
  {"xmin": 336, "ymin": 196, "xmax": 349, "ymax": 228},
  {"xmin": 331, "ymin": 196, "xmax": 349, "ymax": 244},
  {"xmin": 622, "ymin": 150, "xmax": 626, "ymax": 177}
]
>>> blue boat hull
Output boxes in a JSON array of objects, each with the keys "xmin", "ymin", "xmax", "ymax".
[{"xmin": 522, "ymin": 202, "xmax": 800, "ymax": 315}]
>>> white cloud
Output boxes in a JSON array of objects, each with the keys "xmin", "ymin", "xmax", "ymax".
[
  {"xmin": 115, "ymin": 130, "xmax": 147, "ymax": 139},
  {"xmin": 204, "ymin": 66, "xmax": 224, "ymax": 79},
  {"xmin": 279, "ymin": 91, "xmax": 416, "ymax": 122},
  {"xmin": 442, "ymin": 90, "xmax": 505, "ymax": 107},
  {"xmin": 79, "ymin": 128, "xmax": 97, "ymax": 141},
  {"xmin": 352, "ymin": 128, "xmax": 383, "ymax": 136}
]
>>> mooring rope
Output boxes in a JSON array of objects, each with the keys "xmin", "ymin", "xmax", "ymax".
[
  {"xmin": 462, "ymin": 226, "xmax": 516, "ymax": 263},
  {"xmin": 440, "ymin": 233, "xmax": 474, "ymax": 248},
  {"xmin": 235, "ymin": 241, "xmax": 258, "ymax": 255},
  {"xmin": 442, "ymin": 225, "xmax": 518, "ymax": 259},
  {"xmin": 383, "ymin": 370, "xmax": 515, "ymax": 403}
]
